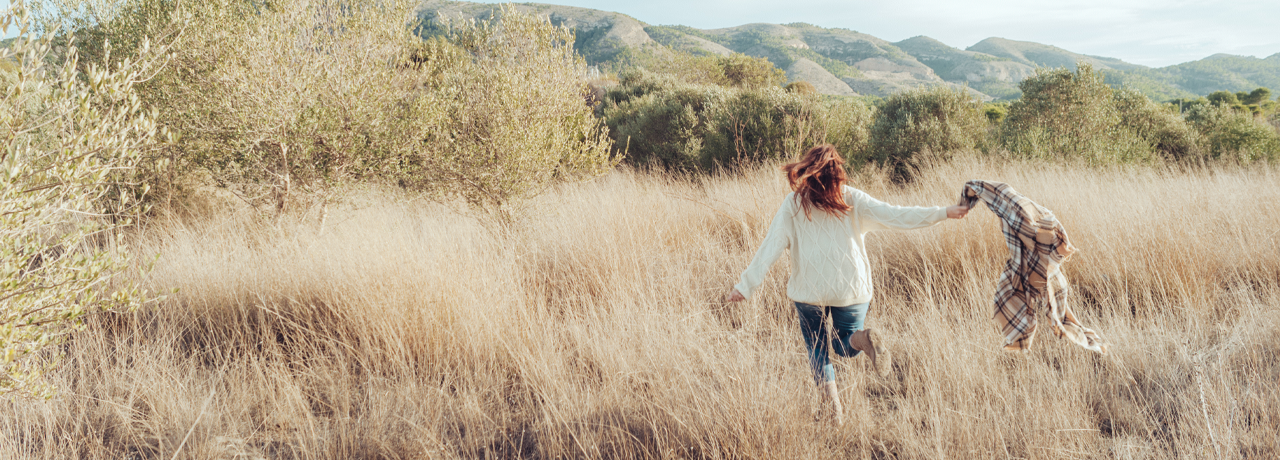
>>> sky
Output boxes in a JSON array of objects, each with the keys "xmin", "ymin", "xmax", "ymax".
[
  {"xmin": 464, "ymin": 0, "xmax": 1280, "ymax": 68},
  {"xmin": 4, "ymin": 0, "xmax": 1278, "ymax": 67}
]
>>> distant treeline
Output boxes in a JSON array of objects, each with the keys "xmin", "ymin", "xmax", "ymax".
[{"xmin": 596, "ymin": 46, "xmax": 1280, "ymax": 181}]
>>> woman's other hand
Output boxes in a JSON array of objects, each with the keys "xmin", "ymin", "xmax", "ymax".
[
  {"xmin": 946, "ymin": 205, "xmax": 969, "ymax": 219},
  {"xmin": 726, "ymin": 288, "xmax": 745, "ymax": 302}
]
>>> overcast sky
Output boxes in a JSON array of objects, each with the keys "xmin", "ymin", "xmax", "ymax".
[
  {"xmin": 466, "ymin": 0, "xmax": 1280, "ymax": 68},
  {"xmin": 4, "ymin": 0, "xmax": 1277, "ymax": 67}
]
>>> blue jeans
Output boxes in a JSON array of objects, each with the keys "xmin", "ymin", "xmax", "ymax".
[{"xmin": 794, "ymin": 301, "xmax": 870, "ymax": 385}]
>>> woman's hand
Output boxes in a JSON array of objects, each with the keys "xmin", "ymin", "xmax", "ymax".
[
  {"xmin": 946, "ymin": 205, "xmax": 969, "ymax": 219},
  {"xmin": 726, "ymin": 288, "xmax": 745, "ymax": 302}
]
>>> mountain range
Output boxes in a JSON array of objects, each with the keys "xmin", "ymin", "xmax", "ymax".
[{"xmin": 416, "ymin": 1, "xmax": 1280, "ymax": 101}]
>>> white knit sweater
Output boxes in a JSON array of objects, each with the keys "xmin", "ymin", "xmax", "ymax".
[{"xmin": 734, "ymin": 185, "xmax": 948, "ymax": 306}]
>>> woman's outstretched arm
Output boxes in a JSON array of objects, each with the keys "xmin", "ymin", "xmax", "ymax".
[
  {"xmin": 726, "ymin": 196, "xmax": 795, "ymax": 302},
  {"xmin": 853, "ymin": 188, "xmax": 966, "ymax": 233}
]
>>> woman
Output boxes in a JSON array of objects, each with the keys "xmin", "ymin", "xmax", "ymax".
[{"xmin": 726, "ymin": 144, "xmax": 967, "ymax": 425}]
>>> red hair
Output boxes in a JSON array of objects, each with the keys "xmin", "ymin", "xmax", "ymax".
[{"xmin": 783, "ymin": 144, "xmax": 851, "ymax": 219}]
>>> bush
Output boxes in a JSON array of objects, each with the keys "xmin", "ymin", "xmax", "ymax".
[
  {"xmin": 868, "ymin": 86, "xmax": 986, "ymax": 182},
  {"xmin": 47, "ymin": 1, "xmax": 614, "ymax": 219},
  {"xmin": 1186, "ymin": 104, "xmax": 1280, "ymax": 163},
  {"xmin": 1, "ymin": 3, "xmax": 163, "ymax": 397},
  {"xmin": 703, "ymin": 90, "xmax": 872, "ymax": 168},
  {"xmin": 405, "ymin": 8, "xmax": 617, "ymax": 216},
  {"xmin": 68, "ymin": 0, "xmax": 432, "ymax": 216},
  {"xmin": 1242, "ymin": 87, "xmax": 1272, "ymax": 105},
  {"xmin": 982, "ymin": 103, "xmax": 1008, "ymax": 124},
  {"xmin": 604, "ymin": 48, "xmax": 786, "ymax": 89},
  {"xmin": 785, "ymin": 81, "xmax": 817, "ymax": 95},
  {"xmin": 601, "ymin": 70, "xmax": 871, "ymax": 170},
  {"xmin": 819, "ymin": 97, "xmax": 875, "ymax": 165},
  {"xmin": 1207, "ymin": 90, "xmax": 1241, "ymax": 106},
  {"xmin": 1112, "ymin": 89, "xmax": 1200, "ymax": 160},
  {"xmin": 999, "ymin": 64, "xmax": 1158, "ymax": 164},
  {"xmin": 719, "ymin": 52, "xmax": 787, "ymax": 88},
  {"xmin": 600, "ymin": 70, "xmax": 727, "ymax": 169}
]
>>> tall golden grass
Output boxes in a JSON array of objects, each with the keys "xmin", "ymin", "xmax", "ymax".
[{"xmin": 3, "ymin": 157, "xmax": 1278, "ymax": 459}]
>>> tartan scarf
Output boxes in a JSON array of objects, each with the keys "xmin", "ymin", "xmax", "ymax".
[{"xmin": 959, "ymin": 180, "xmax": 1108, "ymax": 354}]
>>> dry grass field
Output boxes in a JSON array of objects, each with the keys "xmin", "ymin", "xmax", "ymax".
[{"xmin": 2, "ymin": 157, "xmax": 1278, "ymax": 459}]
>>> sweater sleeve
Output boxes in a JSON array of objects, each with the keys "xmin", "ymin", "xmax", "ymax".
[
  {"xmin": 854, "ymin": 188, "xmax": 948, "ymax": 233},
  {"xmin": 734, "ymin": 196, "xmax": 794, "ymax": 300}
]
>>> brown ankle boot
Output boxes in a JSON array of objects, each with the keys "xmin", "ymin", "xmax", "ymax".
[{"xmin": 850, "ymin": 328, "xmax": 892, "ymax": 378}]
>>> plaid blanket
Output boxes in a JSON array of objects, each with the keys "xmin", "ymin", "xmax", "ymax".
[{"xmin": 960, "ymin": 181, "xmax": 1108, "ymax": 354}]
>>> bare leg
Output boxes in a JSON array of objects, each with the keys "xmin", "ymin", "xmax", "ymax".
[{"xmin": 822, "ymin": 381, "xmax": 844, "ymax": 427}]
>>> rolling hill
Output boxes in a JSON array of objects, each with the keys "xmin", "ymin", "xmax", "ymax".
[{"xmin": 415, "ymin": 1, "xmax": 1280, "ymax": 102}]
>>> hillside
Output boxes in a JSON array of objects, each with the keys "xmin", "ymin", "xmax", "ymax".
[
  {"xmin": 893, "ymin": 36, "xmax": 1034, "ymax": 100},
  {"xmin": 415, "ymin": 1, "xmax": 1280, "ymax": 101},
  {"xmin": 1154, "ymin": 53, "xmax": 1280, "ymax": 95}
]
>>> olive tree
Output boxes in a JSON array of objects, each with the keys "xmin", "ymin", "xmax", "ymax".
[
  {"xmin": 1, "ymin": 2, "xmax": 164, "ymax": 397},
  {"xmin": 1000, "ymin": 64, "xmax": 1156, "ymax": 163},
  {"xmin": 868, "ymin": 86, "xmax": 986, "ymax": 182},
  {"xmin": 406, "ymin": 8, "xmax": 617, "ymax": 217}
]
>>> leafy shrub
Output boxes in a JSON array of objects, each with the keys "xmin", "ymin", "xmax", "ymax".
[
  {"xmin": 1000, "ymin": 64, "xmax": 1157, "ymax": 163},
  {"xmin": 602, "ymin": 70, "xmax": 871, "ymax": 170},
  {"xmin": 1186, "ymin": 104, "xmax": 1280, "ymax": 162},
  {"xmin": 59, "ymin": 0, "xmax": 431, "ymax": 215},
  {"xmin": 702, "ymin": 87, "xmax": 813, "ymax": 166},
  {"xmin": 604, "ymin": 48, "xmax": 785, "ymax": 89},
  {"xmin": 982, "ymin": 103, "xmax": 1008, "ymax": 124},
  {"xmin": 719, "ymin": 53, "xmax": 787, "ymax": 88},
  {"xmin": 48, "ymin": 1, "xmax": 614, "ymax": 219},
  {"xmin": 600, "ymin": 70, "xmax": 728, "ymax": 169},
  {"xmin": 868, "ymin": 86, "xmax": 986, "ymax": 182},
  {"xmin": 819, "ymin": 97, "xmax": 875, "ymax": 164},
  {"xmin": 405, "ymin": 8, "xmax": 617, "ymax": 215},
  {"xmin": 785, "ymin": 81, "xmax": 817, "ymax": 95},
  {"xmin": 1, "ymin": 4, "xmax": 163, "ymax": 397},
  {"xmin": 1112, "ymin": 89, "xmax": 1200, "ymax": 160},
  {"xmin": 1242, "ymin": 87, "xmax": 1272, "ymax": 105},
  {"xmin": 1207, "ymin": 90, "xmax": 1248, "ymax": 112}
]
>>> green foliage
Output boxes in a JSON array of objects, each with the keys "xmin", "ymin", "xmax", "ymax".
[
  {"xmin": 726, "ymin": 30, "xmax": 795, "ymax": 69},
  {"xmin": 1185, "ymin": 104, "xmax": 1280, "ymax": 163},
  {"xmin": 785, "ymin": 81, "xmax": 817, "ymax": 95},
  {"xmin": 1208, "ymin": 90, "xmax": 1241, "ymax": 106},
  {"xmin": 1242, "ymin": 87, "xmax": 1272, "ymax": 105},
  {"xmin": 1112, "ymin": 89, "xmax": 1200, "ymax": 160},
  {"xmin": 719, "ymin": 53, "xmax": 787, "ymax": 88},
  {"xmin": 1101, "ymin": 69, "xmax": 1196, "ymax": 102},
  {"xmin": 702, "ymin": 87, "xmax": 816, "ymax": 166},
  {"xmin": 1169, "ymin": 97, "xmax": 1209, "ymax": 114},
  {"xmin": 127, "ymin": 0, "xmax": 428, "ymax": 215},
  {"xmin": 48, "ymin": 1, "xmax": 616, "ymax": 218},
  {"xmin": 1000, "ymin": 64, "xmax": 1156, "ymax": 163},
  {"xmin": 868, "ymin": 86, "xmax": 986, "ymax": 182},
  {"xmin": 605, "ymin": 46, "xmax": 723, "ymax": 86},
  {"xmin": 566, "ymin": 24, "xmax": 627, "ymax": 65},
  {"xmin": 604, "ymin": 48, "xmax": 784, "ymax": 89},
  {"xmin": 601, "ymin": 72, "xmax": 724, "ymax": 169},
  {"xmin": 601, "ymin": 69, "xmax": 871, "ymax": 170},
  {"xmin": 1001, "ymin": 64, "xmax": 1276, "ymax": 163},
  {"xmin": 1, "ymin": 2, "xmax": 162, "ymax": 397},
  {"xmin": 643, "ymin": 25, "xmax": 720, "ymax": 57},
  {"xmin": 386, "ymin": 7, "xmax": 618, "ymax": 214},
  {"xmin": 792, "ymin": 47, "xmax": 863, "ymax": 79},
  {"xmin": 982, "ymin": 103, "xmax": 1008, "ymax": 124}
]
